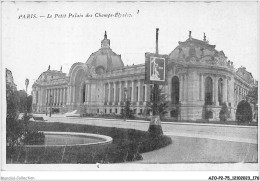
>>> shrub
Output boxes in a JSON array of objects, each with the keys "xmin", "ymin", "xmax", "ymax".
[
  {"xmin": 236, "ymin": 100, "xmax": 253, "ymax": 123},
  {"xmin": 7, "ymin": 122, "xmax": 172, "ymax": 164},
  {"xmin": 121, "ymin": 99, "xmax": 134, "ymax": 119},
  {"xmin": 23, "ymin": 131, "xmax": 45, "ymax": 145},
  {"xmin": 219, "ymin": 102, "xmax": 229, "ymax": 122}
]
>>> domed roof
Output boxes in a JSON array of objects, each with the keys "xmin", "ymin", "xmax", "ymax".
[
  {"xmin": 169, "ymin": 31, "xmax": 234, "ymax": 69},
  {"xmin": 35, "ymin": 66, "xmax": 66, "ymax": 83},
  {"xmin": 86, "ymin": 31, "xmax": 124, "ymax": 73}
]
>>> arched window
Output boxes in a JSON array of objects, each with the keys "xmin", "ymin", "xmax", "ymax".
[
  {"xmin": 205, "ymin": 77, "xmax": 213, "ymax": 105},
  {"xmin": 171, "ymin": 76, "xmax": 180, "ymax": 104},
  {"xmin": 218, "ymin": 78, "xmax": 223, "ymax": 105},
  {"xmin": 82, "ymin": 84, "xmax": 85, "ymax": 103}
]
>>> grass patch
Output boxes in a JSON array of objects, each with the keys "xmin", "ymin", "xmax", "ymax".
[{"xmin": 7, "ymin": 121, "xmax": 172, "ymax": 164}]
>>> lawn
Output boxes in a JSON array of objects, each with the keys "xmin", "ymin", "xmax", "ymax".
[{"xmin": 7, "ymin": 121, "xmax": 172, "ymax": 164}]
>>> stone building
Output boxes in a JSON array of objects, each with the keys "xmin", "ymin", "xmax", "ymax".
[{"xmin": 32, "ymin": 31, "xmax": 256, "ymax": 121}]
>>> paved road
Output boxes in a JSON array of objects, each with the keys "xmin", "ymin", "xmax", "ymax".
[
  {"xmin": 38, "ymin": 114, "xmax": 257, "ymax": 144},
  {"xmin": 34, "ymin": 114, "xmax": 258, "ymax": 163}
]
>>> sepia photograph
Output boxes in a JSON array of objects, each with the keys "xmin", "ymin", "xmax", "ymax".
[{"xmin": 1, "ymin": 0, "xmax": 259, "ymax": 180}]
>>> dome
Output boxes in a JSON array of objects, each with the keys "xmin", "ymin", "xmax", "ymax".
[
  {"xmin": 168, "ymin": 31, "xmax": 234, "ymax": 69},
  {"xmin": 36, "ymin": 66, "xmax": 66, "ymax": 83},
  {"xmin": 86, "ymin": 31, "xmax": 124, "ymax": 74}
]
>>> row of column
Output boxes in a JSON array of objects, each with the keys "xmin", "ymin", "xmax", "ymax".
[
  {"xmin": 234, "ymin": 84, "xmax": 248, "ymax": 106},
  {"xmin": 201, "ymin": 74, "xmax": 229, "ymax": 105},
  {"xmin": 104, "ymin": 79, "xmax": 151, "ymax": 104},
  {"xmin": 46, "ymin": 87, "xmax": 67, "ymax": 106}
]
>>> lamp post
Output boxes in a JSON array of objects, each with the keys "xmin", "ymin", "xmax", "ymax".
[{"xmin": 25, "ymin": 78, "xmax": 29, "ymax": 116}]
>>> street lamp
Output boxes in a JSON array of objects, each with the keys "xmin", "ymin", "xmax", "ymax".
[{"xmin": 25, "ymin": 78, "xmax": 29, "ymax": 116}]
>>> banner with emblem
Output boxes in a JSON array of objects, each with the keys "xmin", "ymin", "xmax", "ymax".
[{"xmin": 144, "ymin": 52, "xmax": 168, "ymax": 84}]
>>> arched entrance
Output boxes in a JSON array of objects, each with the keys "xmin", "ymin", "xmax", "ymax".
[
  {"xmin": 171, "ymin": 76, "xmax": 180, "ymax": 119},
  {"xmin": 218, "ymin": 78, "xmax": 223, "ymax": 105},
  {"xmin": 236, "ymin": 100, "xmax": 252, "ymax": 123},
  {"xmin": 82, "ymin": 83, "xmax": 86, "ymax": 103},
  {"xmin": 73, "ymin": 69, "xmax": 85, "ymax": 105},
  {"xmin": 205, "ymin": 77, "xmax": 213, "ymax": 105},
  {"xmin": 171, "ymin": 76, "xmax": 179, "ymax": 104}
]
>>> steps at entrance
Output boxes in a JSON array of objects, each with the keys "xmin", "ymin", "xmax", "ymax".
[{"xmin": 65, "ymin": 110, "xmax": 80, "ymax": 117}]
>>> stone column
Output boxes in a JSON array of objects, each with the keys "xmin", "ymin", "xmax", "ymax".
[
  {"xmin": 61, "ymin": 88, "xmax": 64, "ymax": 105},
  {"xmin": 56, "ymin": 88, "xmax": 58, "ymax": 105},
  {"xmin": 53, "ymin": 88, "xmax": 55, "ymax": 105},
  {"xmin": 85, "ymin": 84, "xmax": 88, "ymax": 103},
  {"xmin": 179, "ymin": 75, "xmax": 183, "ymax": 101},
  {"xmin": 108, "ymin": 83, "xmax": 111, "ymax": 102},
  {"xmin": 113, "ymin": 82, "xmax": 117, "ymax": 104},
  {"xmin": 119, "ymin": 81, "xmax": 122, "ymax": 102},
  {"xmin": 223, "ymin": 78, "xmax": 228, "ymax": 104},
  {"xmin": 131, "ymin": 80, "xmax": 134, "ymax": 102},
  {"xmin": 71, "ymin": 86, "xmax": 74, "ymax": 104},
  {"xmin": 52, "ymin": 89, "xmax": 54, "ymax": 104},
  {"xmin": 55, "ymin": 88, "xmax": 58, "ymax": 105},
  {"xmin": 49, "ymin": 89, "xmax": 51, "ymax": 105},
  {"xmin": 62, "ymin": 88, "xmax": 64, "ymax": 105},
  {"xmin": 200, "ymin": 74, "xmax": 204, "ymax": 101},
  {"xmin": 45, "ymin": 89, "xmax": 48, "ymax": 106},
  {"xmin": 125, "ymin": 81, "xmax": 128, "ymax": 101},
  {"xmin": 59, "ymin": 88, "xmax": 62, "ymax": 105},
  {"xmin": 88, "ymin": 84, "xmax": 91, "ymax": 103},
  {"xmin": 67, "ymin": 86, "xmax": 71, "ymax": 104},
  {"xmin": 103, "ymin": 84, "xmax": 106, "ymax": 102},
  {"xmin": 145, "ymin": 84, "xmax": 148, "ymax": 102},
  {"xmin": 183, "ymin": 74, "xmax": 187, "ymax": 102},
  {"xmin": 58, "ymin": 88, "xmax": 61, "ymax": 105},
  {"xmin": 46, "ymin": 89, "xmax": 48, "ymax": 105},
  {"xmin": 214, "ymin": 77, "xmax": 219, "ymax": 106},
  {"xmin": 137, "ymin": 80, "xmax": 141, "ymax": 102},
  {"xmin": 73, "ymin": 85, "xmax": 76, "ymax": 104},
  {"xmin": 64, "ymin": 88, "xmax": 66, "ymax": 104}
]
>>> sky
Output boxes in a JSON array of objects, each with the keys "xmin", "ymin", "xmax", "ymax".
[{"xmin": 2, "ymin": 1, "xmax": 259, "ymax": 94}]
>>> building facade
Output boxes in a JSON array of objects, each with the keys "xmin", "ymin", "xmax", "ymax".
[{"xmin": 32, "ymin": 31, "xmax": 256, "ymax": 121}]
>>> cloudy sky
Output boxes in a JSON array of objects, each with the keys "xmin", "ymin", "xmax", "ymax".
[{"xmin": 2, "ymin": 1, "xmax": 258, "ymax": 93}]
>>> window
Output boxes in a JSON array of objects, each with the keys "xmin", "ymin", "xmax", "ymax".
[
  {"xmin": 82, "ymin": 84, "xmax": 85, "ymax": 103},
  {"xmin": 171, "ymin": 76, "xmax": 180, "ymax": 104},
  {"xmin": 205, "ymin": 77, "xmax": 213, "ymax": 105},
  {"xmin": 143, "ymin": 86, "xmax": 146, "ymax": 102},
  {"xmin": 150, "ymin": 85, "xmax": 153, "ymax": 101},
  {"xmin": 136, "ymin": 87, "xmax": 139, "ymax": 101},
  {"xmin": 218, "ymin": 78, "xmax": 223, "ymax": 105},
  {"xmin": 129, "ymin": 87, "xmax": 132, "ymax": 101}
]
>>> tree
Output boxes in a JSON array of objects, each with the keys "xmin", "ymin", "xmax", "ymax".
[
  {"xmin": 147, "ymin": 85, "xmax": 170, "ymax": 136},
  {"xmin": 219, "ymin": 102, "xmax": 229, "ymax": 122},
  {"xmin": 17, "ymin": 90, "xmax": 32, "ymax": 113},
  {"xmin": 236, "ymin": 100, "xmax": 253, "ymax": 123},
  {"xmin": 246, "ymin": 86, "xmax": 258, "ymax": 106},
  {"xmin": 149, "ymin": 85, "xmax": 170, "ymax": 120},
  {"xmin": 246, "ymin": 85, "xmax": 258, "ymax": 122},
  {"xmin": 121, "ymin": 99, "xmax": 134, "ymax": 119},
  {"xmin": 26, "ymin": 95, "xmax": 33, "ymax": 113},
  {"xmin": 6, "ymin": 84, "xmax": 24, "ymax": 147}
]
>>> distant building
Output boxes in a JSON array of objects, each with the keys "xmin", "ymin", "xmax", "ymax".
[{"xmin": 32, "ymin": 31, "xmax": 256, "ymax": 121}]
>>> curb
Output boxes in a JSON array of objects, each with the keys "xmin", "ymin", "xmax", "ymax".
[{"xmin": 126, "ymin": 119, "xmax": 258, "ymax": 129}]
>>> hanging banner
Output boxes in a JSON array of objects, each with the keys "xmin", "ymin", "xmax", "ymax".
[{"xmin": 144, "ymin": 52, "xmax": 168, "ymax": 84}]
